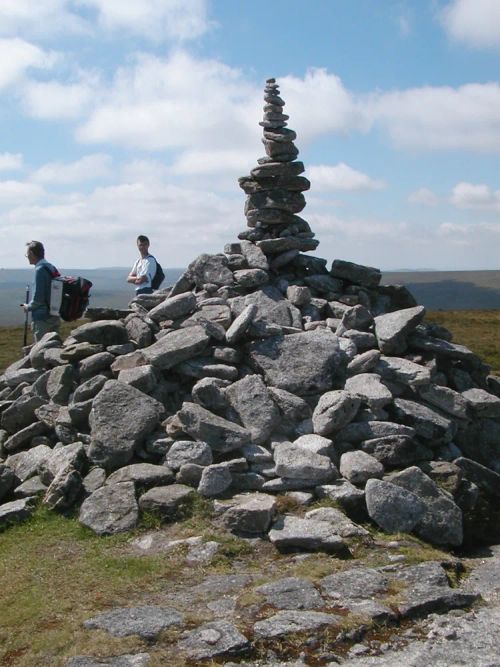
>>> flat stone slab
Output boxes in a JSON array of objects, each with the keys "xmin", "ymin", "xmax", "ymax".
[
  {"xmin": 83, "ymin": 605, "xmax": 183, "ymax": 639},
  {"xmin": 79, "ymin": 482, "xmax": 138, "ymax": 535},
  {"xmin": 268, "ymin": 515, "xmax": 346, "ymax": 553},
  {"xmin": 253, "ymin": 610, "xmax": 341, "ymax": 638},
  {"xmin": 67, "ymin": 655, "xmax": 151, "ymax": 667},
  {"xmin": 0, "ymin": 497, "xmax": 36, "ymax": 528},
  {"xmin": 255, "ymin": 577, "xmax": 324, "ymax": 610},
  {"xmin": 320, "ymin": 567, "xmax": 390, "ymax": 600},
  {"xmin": 177, "ymin": 620, "xmax": 250, "ymax": 661}
]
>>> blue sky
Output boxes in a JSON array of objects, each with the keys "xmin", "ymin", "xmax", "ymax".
[{"xmin": 1, "ymin": 0, "xmax": 500, "ymax": 270}]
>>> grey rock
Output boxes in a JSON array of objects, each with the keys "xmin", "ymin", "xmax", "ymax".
[
  {"xmin": 175, "ymin": 357, "xmax": 237, "ymax": 381},
  {"xmin": 39, "ymin": 441, "xmax": 86, "ymax": 485},
  {"xmin": 84, "ymin": 605, "xmax": 182, "ymax": 639},
  {"xmin": 336, "ymin": 304, "xmax": 373, "ymax": 336},
  {"xmin": 253, "ymin": 609, "xmax": 340, "ymax": 638},
  {"xmin": 462, "ymin": 387, "xmax": 500, "ymax": 418},
  {"xmin": 14, "ymin": 476, "xmax": 47, "ymax": 498},
  {"xmin": 347, "ymin": 349, "xmax": 381, "ymax": 375},
  {"xmin": 321, "ymin": 567, "xmax": 390, "ymax": 600},
  {"xmin": 79, "ymin": 352, "xmax": 114, "ymax": 380},
  {"xmin": 391, "ymin": 398, "xmax": 456, "ymax": 444},
  {"xmin": 345, "ymin": 373, "xmax": 393, "ymax": 409},
  {"xmin": 180, "ymin": 303, "xmax": 232, "ymax": 330},
  {"xmin": 125, "ymin": 315, "xmax": 154, "ymax": 348},
  {"xmin": 418, "ymin": 383, "xmax": 470, "ymax": 419},
  {"xmin": 176, "ymin": 463, "xmax": 204, "ymax": 487},
  {"xmin": 88, "ymin": 380, "xmax": 164, "ymax": 469},
  {"xmin": 3, "ymin": 367, "xmax": 42, "ymax": 388},
  {"xmin": 315, "ymin": 480, "xmax": 366, "ymax": 520},
  {"xmin": 389, "ymin": 466, "xmax": 463, "ymax": 545},
  {"xmin": 72, "ymin": 374, "xmax": 108, "ymax": 403},
  {"xmin": 176, "ymin": 402, "xmax": 251, "ymax": 453},
  {"xmin": 46, "ymin": 364, "xmax": 75, "ymax": 404},
  {"xmin": 60, "ymin": 342, "xmax": 104, "ymax": 363},
  {"xmin": 43, "ymin": 463, "xmax": 82, "ymax": 510},
  {"xmin": 293, "ymin": 434, "xmax": 333, "ymax": 456},
  {"xmin": 138, "ymin": 483, "xmax": 195, "ymax": 517},
  {"xmin": 191, "ymin": 377, "xmax": 228, "ymax": 411},
  {"xmin": 71, "ymin": 320, "xmax": 129, "ymax": 346},
  {"xmin": 1, "ymin": 393, "xmax": 45, "ymax": 434},
  {"xmin": 198, "ymin": 464, "xmax": 232, "ymax": 497},
  {"xmin": 330, "ymin": 259, "xmax": 381, "ymax": 288},
  {"xmin": 219, "ymin": 492, "xmax": 276, "ymax": 533},
  {"xmin": 274, "ymin": 442, "xmax": 337, "ymax": 483},
  {"xmin": 225, "ymin": 304, "xmax": 257, "ymax": 345},
  {"xmin": 365, "ymin": 478, "xmax": 427, "ymax": 533},
  {"xmin": 142, "ymin": 325, "xmax": 210, "ymax": 370},
  {"xmin": 5, "ymin": 444, "xmax": 52, "ymax": 482},
  {"xmin": 106, "ymin": 463, "xmax": 174, "ymax": 490},
  {"xmin": 240, "ymin": 240, "xmax": 269, "ymax": 270},
  {"xmin": 177, "ymin": 620, "xmax": 249, "ymax": 661},
  {"xmin": 268, "ymin": 515, "xmax": 346, "ymax": 553},
  {"xmin": 82, "ymin": 467, "xmax": 106, "ymax": 495},
  {"xmin": 186, "ymin": 253, "xmax": 234, "ymax": 288},
  {"xmin": 305, "ymin": 507, "xmax": 370, "ymax": 537},
  {"xmin": 117, "ymin": 365, "xmax": 158, "ymax": 394},
  {"xmin": 165, "ymin": 440, "xmax": 212, "ymax": 470},
  {"xmin": 454, "ymin": 457, "xmax": 500, "ymax": 496},
  {"xmin": 312, "ymin": 390, "xmax": 360, "ymax": 436},
  {"xmin": 225, "ymin": 374, "xmax": 280, "ymax": 445},
  {"xmin": 374, "ymin": 306, "xmax": 426, "ymax": 354},
  {"xmin": 255, "ymin": 576, "xmax": 323, "ymax": 610},
  {"xmin": 3, "ymin": 421, "xmax": 48, "ymax": 453},
  {"xmin": 360, "ymin": 435, "xmax": 431, "ymax": 468},
  {"xmin": 67, "ymin": 654, "xmax": 150, "ymax": 667},
  {"xmin": 376, "ymin": 356, "xmax": 432, "ymax": 387},
  {"xmin": 0, "ymin": 497, "xmax": 36, "ymax": 528},
  {"xmin": 340, "ymin": 450, "xmax": 385, "ymax": 486},
  {"xmin": 0, "ymin": 463, "xmax": 15, "ymax": 501},
  {"xmin": 79, "ymin": 482, "xmax": 139, "ymax": 535},
  {"xmin": 248, "ymin": 330, "xmax": 340, "ymax": 396},
  {"xmin": 148, "ymin": 291, "xmax": 196, "ymax": 323},
  {"xmin": 233, "ymin": 268, "xmax": 269, "ymax": 289},
  {"xmin": 336, "ymin": 420, "xmax": 416, "ymax": 443},
  {"xmin": 110, "ymin": 350, "xmax": 147, "ymax": 372}
]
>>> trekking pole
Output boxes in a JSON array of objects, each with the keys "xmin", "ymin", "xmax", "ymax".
[{"xmin": 23, "ymin": 284, "xmax": 30, "ymax": 347}]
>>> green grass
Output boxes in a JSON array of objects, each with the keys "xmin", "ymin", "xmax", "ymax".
[{"xmin": 426, "ymin": 309, "xmax": 500, "ymax": 375}]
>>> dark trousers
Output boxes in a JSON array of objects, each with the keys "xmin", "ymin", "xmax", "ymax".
[{"xmin": 136, "ymin": 287, "xmax": 153, "ymax": 295}]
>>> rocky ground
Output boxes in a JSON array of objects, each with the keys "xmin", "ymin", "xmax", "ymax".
[{"xmin": 64, "ymin": 535, "xmax": 500, "ymax": 666}]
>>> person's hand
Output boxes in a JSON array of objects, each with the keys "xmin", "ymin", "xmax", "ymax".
[{"xmin": 20, "ymin": 303, "xmax": 28, "ymax": 312}]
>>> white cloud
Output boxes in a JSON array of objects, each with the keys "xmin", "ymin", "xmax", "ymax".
[
  {"xmin": 0, "ymin": 38, "xmax": 56, "ymax": 90},
  {"xmin": 32, "ymin": 154, "xmax": 113, "ymax": 184},
  {"xmin": 371, "ymin": 82, "xmax": 500, "ymax": 151},
  {"xmin": 171, "ymin": 149, "xmax": 256, "ymax": 176},
  {"xmin": 440, "ymin": 0, "xmax": 500, "ymax": 49},
  {"xmin": 408, "ymin": 188, "xmax": 440, "ymax": 206},
  {"xmin": 0, "ymin": 153, "xmax": 23, "ymax": 171},
  {"xmin": 450, "ymin": 182, "xmax": 500, "ymax": 210},
  {"xmin": 76, "ymin": 0, "xmax": 212, "ymax": 41},
  {"xmin": 0, "ymin": 1, "xmax": 88, "ymax": 38},
  {"xmin": 77, "ymin": 50, "xmax": 260, "ymax": 152},
  {"xmin": 308, "ymin": 163, "xmax": 385, "ymax": 192},
  {"xmin": 279, "ymin": 68, "xmax": 367, "ymax": 143},
  {"xmin": 0, "ymin": 180, "xmax": 45, "ymax": 205},
  {"xmin": 20, "ymin": 78, "xmax": 97, "ymax": 120}
]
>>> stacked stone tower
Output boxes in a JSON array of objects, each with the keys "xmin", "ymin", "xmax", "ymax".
[{"xmin": 237, "ymin": 78, "xmax": 318, "ymax": 257}]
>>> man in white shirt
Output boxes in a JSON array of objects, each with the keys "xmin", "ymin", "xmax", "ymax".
[{"xmin": 127, "ymin": 235, "xmax": 157, "ymax": 295}]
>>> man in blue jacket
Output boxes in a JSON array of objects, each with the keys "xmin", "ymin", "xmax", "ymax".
[{"xmin": 21, "ymin": 240, "xmax": 60, "ymax": 342}]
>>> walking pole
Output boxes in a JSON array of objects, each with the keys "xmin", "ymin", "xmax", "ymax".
[{"xmin": 23, "ymin": 284, "xmax": 30, "ymax": 347}]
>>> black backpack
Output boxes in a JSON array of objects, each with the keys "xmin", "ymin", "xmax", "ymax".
[
  {"xmin": 46, "ymin": 266, "xmax": 93, "ymax": 321},
  {"xmin": 150, "ymin": 256, "xmax": 165, "ymax": 290}
]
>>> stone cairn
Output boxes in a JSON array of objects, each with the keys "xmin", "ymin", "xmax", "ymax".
[{"xmin": 0, "ymin": 78, "xmax": 499, "ymax": 554}]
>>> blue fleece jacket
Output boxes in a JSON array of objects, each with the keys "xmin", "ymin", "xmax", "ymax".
[{"xmin": 29, "ymin": 259, "xmax": 59, "ymax": 321}]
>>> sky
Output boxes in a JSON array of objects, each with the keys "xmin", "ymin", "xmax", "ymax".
[{"xmin": 1, "ymin": 0, "xmax": 500, "ymax": 271}]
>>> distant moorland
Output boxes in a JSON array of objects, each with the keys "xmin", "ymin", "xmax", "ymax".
[{"xmin": 0, "ymin": 267, "xmax": 499, "ymax": 327}]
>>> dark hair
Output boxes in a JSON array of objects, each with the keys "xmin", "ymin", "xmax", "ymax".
[
  {"xmin": 137, "ymin": 235, "xmax": 150, "ymax": 244},
  {"xmin": 26, "ymin": 240, "xmax": 45, "ymax": 259}
]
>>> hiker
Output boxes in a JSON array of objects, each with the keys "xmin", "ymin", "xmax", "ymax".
[
  {"xmin": 127, "ymin": 235, "xmax": 157, "ymax": 295},
  {"xmin": 20, "ymin": 240, "xmax": 60, "ymax": 342}
]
